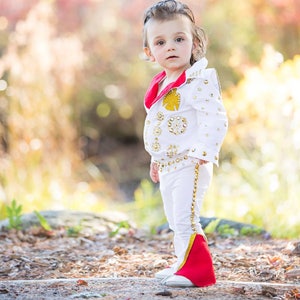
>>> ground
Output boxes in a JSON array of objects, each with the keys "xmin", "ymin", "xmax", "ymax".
[{"xmin": 0, "ymin": 211, "xmax": 299, "ymax": 299}]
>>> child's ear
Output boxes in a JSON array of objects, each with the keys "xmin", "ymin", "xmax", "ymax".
[
  {"xmin": 144, "ymin": 47, "xmax": 155, "ymax": 62},
  {"xmin": 191, "ymin": 40, "xmax": 199, "ymax": 59},
  {"xmin": 192, "ymin": 40, "xmax": 198, "ymax": 51}
]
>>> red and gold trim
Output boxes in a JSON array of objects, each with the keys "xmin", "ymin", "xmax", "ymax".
[{"xmin": 175, "ymin": 233, "xmax": 216, "ymax": 287}]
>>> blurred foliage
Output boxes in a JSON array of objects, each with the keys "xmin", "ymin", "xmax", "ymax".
[
  {"xmin": 6, "ymin": 199, "xmax": 23, "ymax": 230},
  {"xmin": 66, "ymin": 223, "xmax": 83, "ymax": 237},
  {"xmin": 34, "ymin": 210, "xmax": 52, "ymax": 231},
  {"xmin": 0, "ymin": 0, "xmax": 299, "ymax": 237},
  {"xmin": 109, "ymin": 220, "xmax": 131, "ymax": 237},
  {"xmin": 202, "ymin": 0, "xmax": 300, "ymax": 88},
  {"xmin": 0, "ymin": 1, "xmax": 118, "ymax": 214},
  {"xmin": 204, "ymin": 50, "xmax": 300, "ymax": 238},
  {"xmin": 120, "ymin": 179, "xmax": 166, "ymax": 234}
]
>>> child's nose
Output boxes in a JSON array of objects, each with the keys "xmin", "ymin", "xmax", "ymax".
[{"xmin": 167, "ymin": 40, "xmax": 176, "ymax": 51}]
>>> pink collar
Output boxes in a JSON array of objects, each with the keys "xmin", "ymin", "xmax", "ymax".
[{"xmin": 144, "ymin": 70, "xmax": 186, "ymax": 109}]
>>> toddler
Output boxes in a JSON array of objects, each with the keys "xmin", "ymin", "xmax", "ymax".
[{"xmin": 142, "ymin": 0, "xmax": 228, "ymax": 287}]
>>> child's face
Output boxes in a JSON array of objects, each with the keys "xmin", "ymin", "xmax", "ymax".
[{"xmin": 144, "ymin": 15, "xmax": 195, "ymax": 75}]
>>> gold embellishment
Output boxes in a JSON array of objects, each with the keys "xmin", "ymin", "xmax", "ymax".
[
  {"xmin": 202, "ymin": 151, "xmax": 207, "ymax": 156},
  {"xmin": 151, "ymin": 138, "xmax": 160, "ymax": 152},
  {"xmin": 204, "ymin": 79, "xmax": 208, "ymax": 84},
  {"xmin": 186, "ymin": 78, "xmax": 195, "ymax": 84},
  {"xmin": 156, "ymin": 154, "xmax": 188, "ymax": 172},
  {"xmin": 151, "ymin": 112, "xmax": 164, "ymax": 152},
  {"xmin": 156, "ymin": 112, "xmax": 164, "ymax": 121},
  {"xmin": 168, "ymin": 116, "xmax": 187, "ymax": 135},
  {"xmin": 153, "ymin": 126, "xmax": 162, "ymax": 136},
  {"xmin": 189, "ymin": 71, "xmax": 201, "ymax": 77},
  {"xmin": 167, "ymin": 145, "xmax": 178, "ymax": 158},
  {"xmin": 190, "ymin": 163, "xmax": 200, "ymax": 233},
  {"xmin": 163, "ymin": 89, "xmax": 180, "ymax": 111}
]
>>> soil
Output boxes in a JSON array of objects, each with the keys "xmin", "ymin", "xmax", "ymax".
[{"xmin": 0, "ymin": 211, "xmax": 299, "ymax": 299}]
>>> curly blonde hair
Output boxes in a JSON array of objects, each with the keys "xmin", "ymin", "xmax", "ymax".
[{"xmin": 143, "ymin": 0, "xmax": 207, "ymax": 65}]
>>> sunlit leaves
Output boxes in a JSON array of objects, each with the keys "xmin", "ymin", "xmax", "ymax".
[
  {"xmin": 0, "ymin": 1, "xmax": 114, "ymax": 211},
  {"xmin": 206, "ymin": 49, "xmax": 300, "ymax": 238}
]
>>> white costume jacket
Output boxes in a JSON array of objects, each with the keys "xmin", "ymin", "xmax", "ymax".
[{"xmin": 143, "ymin": 58, "xmax": 228, "ymax": 168}]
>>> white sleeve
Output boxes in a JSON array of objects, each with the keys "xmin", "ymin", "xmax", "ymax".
[{"xmin": 188, "ymin": 69, "xmax": 228, "ymax": 166}]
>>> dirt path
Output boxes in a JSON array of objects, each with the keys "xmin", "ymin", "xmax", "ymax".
[
  {"xmin": 0, "ymin": 211, "xmax": 299, "ymax": 299},
  {"xmin": 1, "ymin": 278, "xmax": 299, "ymax": 300}
]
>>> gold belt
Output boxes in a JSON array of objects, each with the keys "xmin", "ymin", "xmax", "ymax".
[{"xmin": 155, "ymin": 154, "xmax": 189, "ymax": 172}]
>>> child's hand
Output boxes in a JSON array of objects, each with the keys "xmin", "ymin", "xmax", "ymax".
[
  {"xmin": 199, "ymin": 159, "xmax": 208, "ymax": 165},
  {"xmin": 150, "ymin": 162, "xmax": 159, "ymax": 183}
]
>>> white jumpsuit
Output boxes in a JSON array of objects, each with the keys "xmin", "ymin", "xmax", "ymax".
[{"xmin": 143, "ymin": 57, "xmax": 228, "ymax": 281}]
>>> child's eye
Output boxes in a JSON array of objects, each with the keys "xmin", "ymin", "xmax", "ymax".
[
  {"xmin": 175, "ymin": 37, "xmax": 184, "ymax": 42},
  {"xmin": 156, "ymin": 40, "xmax": 165, "ymax": 46}
]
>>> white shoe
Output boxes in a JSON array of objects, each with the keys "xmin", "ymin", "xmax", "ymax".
[
  {"xmin": 155, "ymin": 268, "xmax": 174, "ymax": 279},
  {"xmin": 164, "ymin": 275, "xmax": 195, "ymax": 287}
]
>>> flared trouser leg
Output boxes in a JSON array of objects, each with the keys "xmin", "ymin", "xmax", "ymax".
[{"xmin": 159, "ymin": 162, "xmax": 216, "ymax": 287}]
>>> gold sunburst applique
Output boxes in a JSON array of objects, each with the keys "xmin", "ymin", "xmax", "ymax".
[{"xmin": 163, "ymin": 89, "xmax": 180, "ymax": 111}]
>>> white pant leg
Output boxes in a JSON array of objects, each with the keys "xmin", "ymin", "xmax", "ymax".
[{"xmin": 159, "ymin": 161, "xmax": 213, "ymax": 269}]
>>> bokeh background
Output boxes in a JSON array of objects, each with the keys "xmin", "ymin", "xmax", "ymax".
[{"xmin": 0, "ymin": 0, "xmax": 299, "ymax": 237}]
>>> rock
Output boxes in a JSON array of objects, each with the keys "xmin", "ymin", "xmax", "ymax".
[
  {"xmin": 0, "ymin": 210, "xmax": 269, "ymax": 238},
  {"xmin": 0, "ymin": 210, "xmax": 131, "ymax": 233},
  {"xmin": 291, "ymin": 241, "xmax": 300, "ymax": 256},
  {"xmin": 156, "ymin": 216, "xmax": 270, "ymax": 238}
]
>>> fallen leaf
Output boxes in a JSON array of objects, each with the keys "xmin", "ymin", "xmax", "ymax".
[
  {"xmin": 31, "ymin": 227, "xmax": 56, "ymax": 237},
  {"xmin": 155, "ymin": 290, "xmax": 172, "ymax": 296},
  {"xmin": 268, "ymin": 256, "xmax": 283, "ymax": 268},
  {"xmin": 285, "ymin": 288, "xmax": 300, "ymax": 299},
  {"xmin": 113, "ymin": 246, "xmax": 128, "ymax": 255},
  {"xmin": 76, "ymin": 279, "xmax": 88, "ymax": 286}
]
